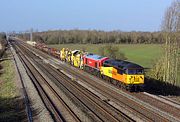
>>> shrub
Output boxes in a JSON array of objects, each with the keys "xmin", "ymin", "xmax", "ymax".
[{"xmin": 99, "ymin": 45, "xmax": 127, "ymax": 60}]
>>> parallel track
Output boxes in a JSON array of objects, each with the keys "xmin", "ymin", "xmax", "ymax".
[
  {"xmin": 14, "ymin": 41, "xmax": 135, "ymax": 122},
  {"xmin": 132, "ymin": 92, "xmax": 180, "ymax": 119},
  {"xmin": 13, "ymin": 43, "xmax": 80, "ymax": 122},
  {"xmin": 10, "ymin": 43, "xmax": 33, "ymax": 122},
  {"xmin": 50, "ymin": 60, "xmax": 171, "ymax": 122},
  {"xmin": 63, "ymin": 63, "xmax": 180, "ymax": 121},
  {"xmin": 158, "ymin": 95, "xmax": 180, "ymax": 106}
]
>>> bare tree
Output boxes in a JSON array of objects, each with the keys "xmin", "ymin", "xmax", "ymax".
[
  {"xmin": 161, "ymin": 0, "xmax": 180, "ymax": 85},
  {"xmin": 162, "ymin": 0, "xmax": 180, "ymax": 32}
]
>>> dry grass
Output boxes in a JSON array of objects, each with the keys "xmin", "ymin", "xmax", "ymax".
[
  {"xmin": 0, "ymin": 53, "xmax": 26, "ymax": 121},
  {"xmin": 0, "ymin": 60, "xmax": 17, "ymax": 97}
]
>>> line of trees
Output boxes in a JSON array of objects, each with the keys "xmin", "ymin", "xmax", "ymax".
[{"xmin": 17, "ymin": 31, "xmax": 165, "ymax": 44}]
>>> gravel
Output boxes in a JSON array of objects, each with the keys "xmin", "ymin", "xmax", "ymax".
[{"xmin": 10, "ymin": 43, "xmax": 53, "ymax": 122}]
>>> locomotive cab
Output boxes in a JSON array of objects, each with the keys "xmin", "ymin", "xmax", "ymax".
[
  {"xmin": 125, "ymin": 68, "xmax": 144, "ymax": 85},
  {"xmin": 101, "ymin": 59, "xmax": 144, "ymax": 91}
]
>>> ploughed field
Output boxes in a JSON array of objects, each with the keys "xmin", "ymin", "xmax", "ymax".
[{"xmin": 49, "ymin": 44, "xmax": 163, "ymax": 68}]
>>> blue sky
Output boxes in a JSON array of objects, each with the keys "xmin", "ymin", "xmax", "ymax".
[{"xmin": 0, "ymin": 0, "xmax": 172, "ymax": 32}]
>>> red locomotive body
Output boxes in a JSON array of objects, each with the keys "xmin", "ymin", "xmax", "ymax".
[{"xmin": 83, "ymin": 53, "xmax": 109, "ymax": 70}]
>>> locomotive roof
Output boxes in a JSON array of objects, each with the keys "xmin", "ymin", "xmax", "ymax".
[
  {"xmin": 103, "ymin": 59, "xmax": 143, "ymax": 70},
  {"xmin": 85, "ymin": 53, "xmax": 106, "ymax": 60}
]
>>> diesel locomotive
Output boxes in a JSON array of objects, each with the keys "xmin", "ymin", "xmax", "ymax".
[{"xmin": 33, "ymin": 42, "xmax": 144, "ymax": 91}]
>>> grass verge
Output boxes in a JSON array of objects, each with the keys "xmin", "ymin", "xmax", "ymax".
[{"xmin": 0, "ymin": 54, "xmax": 25, "ymax": 121}]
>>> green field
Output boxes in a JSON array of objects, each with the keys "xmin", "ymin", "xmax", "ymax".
[{"xmin": 49, "ymin": 44, "xmax": 163, "ymax": 68}]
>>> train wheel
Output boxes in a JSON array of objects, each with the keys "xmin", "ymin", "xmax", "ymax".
[
  {"xmin": 129, "ymin": 85, "xmax": 134, "ymax": 92},
  {"xmin": 118, "ymin": 82, "xmax": 122, "ymax": 88},
  {"xmin": 112, "ymin": 79, "xmax": 117, "ymax": 85},
  {"xmin": 126, "ymin": 85, "xmax": 132, "ymax": 91},
  {"xmin": 126, "ymin": 86, "xmax": 128, "ymax": 90},
  {"xmin": 104, "ymin": 76, "xmax": 107, "ymax": 81},
  {"xmin": 139, "ymin": 86, "xmax": 144, "ymax": 92},
  {"xmin": 108, "ymin": 77, "xmax": 112, "ymax": 83},
  {"xmin": 97, "ymin": 72, "xmax": 100, "ymax": 78},
  {"xmin": 101, "ymin": 74, "xmax": 104, "ymax": 79}
]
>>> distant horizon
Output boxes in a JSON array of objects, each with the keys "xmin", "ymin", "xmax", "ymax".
[
  {"xmin": 5, "ymin": 28, "xmax": 163, "ymax": 34},
  {"xmin": 0, "ymin": 0, "xmax": 172, "ymax": 32}
]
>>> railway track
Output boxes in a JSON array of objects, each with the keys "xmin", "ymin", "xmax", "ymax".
[
  {"xmin": 51, "ymin": 64, "xmax": 172, "ymax": 122},
  {"xmin": 13, "ymin": 43, "xmax": 80, "ymax": 122},
  {"xmin": 133, "ymin": 92, "xmax": 180, "ymax": 118},
  {"xmin": 38, "ymin": 58, "xmax": 133, "ymax": 122},
  {"xmin": 14, "ymin": 40, "xmax": 180, "ymax": 122},
  {"xmin": 13, "ymin": 41, "xmax": 135, "ymax": 121},
  {"xmin": 61, "ymin": 65, "xmax": 180, "ymax": 122},
  {"xmin": 158, "ymin": 95, "xmax": 180, "ymax": 107},
  {"xmin": 30, "ymin": 48, "xmax": 178, "ymax": 121},
  {"xmin": 9, "ymin": 43, "xmax": 33, "ymax": 122}
]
